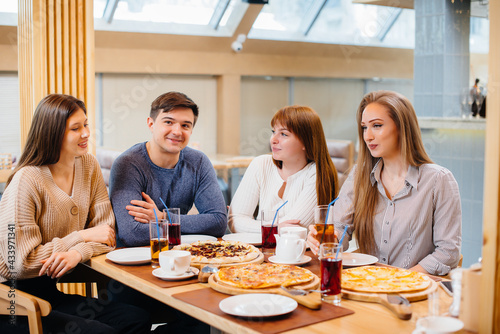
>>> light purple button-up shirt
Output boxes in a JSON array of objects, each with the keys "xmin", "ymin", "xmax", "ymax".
[{"xmin": 334, "ymin": 160, "xmax": 462, "ymax": 275}]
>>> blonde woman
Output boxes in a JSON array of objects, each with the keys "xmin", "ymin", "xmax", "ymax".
[
  {"xmin": 229, "ymin": 105, "xmax": 338, "ymax": 232},
  {"xmin": 307, "ymin": 91, "xmax": 461, "ymax": 276}
]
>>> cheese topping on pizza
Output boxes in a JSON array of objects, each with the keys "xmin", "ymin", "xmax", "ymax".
[
  {"xmin": 172, "ymin": 240, "xmax": 260, "ymax": 264},
  {"xmin": 342, "ymin": 266, "xmax": 431, "ymax": 293},
  {"xmin": 216, "ymin": 263, "xmax": 316, "ymax": 289}
]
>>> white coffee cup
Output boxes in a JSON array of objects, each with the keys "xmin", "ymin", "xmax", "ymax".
[
  {"xmin": 275, "ymin": 234, "xmax": 306, "ymax": 262},
  {"xmin": 280, "ymin": 226, "xmax": 307, "ymax": 240},
  {"xmin": 412, "ymin": 316, "xmax": 464, "ymax": 334},
  {"xmin": 159, "ymin": 250, "xmax": 191, "ymax": 276}
]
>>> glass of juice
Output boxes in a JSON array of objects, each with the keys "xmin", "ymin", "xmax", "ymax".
[
  {"xmin": 319, "ymin": 242, "xmax": 343, "ymax": 305},
  {"xmin": 149, "ymin": 219, "xmax": 168, "ymax": 268},
  {"xmin": 314, "ymin": 205, "xmax": 337, "ymax": 244},
  {"xmin": 164, "ymin": 208, "xmax": 181, "ymax": 249},
  {"xmin": 261, "ymin": 210, "xmax": 279, "ymax": 255}
]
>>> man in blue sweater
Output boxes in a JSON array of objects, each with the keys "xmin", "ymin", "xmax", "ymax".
[{"xmin": 109, "ymin": 91, "xmax": 227, "ymax": 247}]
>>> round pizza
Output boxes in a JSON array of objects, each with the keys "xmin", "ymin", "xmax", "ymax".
[
  {"xmin": 342, "ymin": 266, "xmax": 431, "ymax": 293},
  {"xmin": 216, "ymin": 263, "xmax": 316, "ymax": 289},
  {"xmin": 172, "ymin": 240, "xmax": 260, "ymax": 264}
]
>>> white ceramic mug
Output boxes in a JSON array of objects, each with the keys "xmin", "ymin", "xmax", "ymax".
[
  {"xmin": 275, "ymin": 234, "xmax": 306, "ymax": 262},
  {"xmin": 280, "ymin": 226, "xmax": 307, "ymax": 240},
  {"xmin": 412, "ymin": 316, "xmax": 464, "ymax": 334},
  {"xmin": 159, "ymin": 250, "xmax": 191, "ymax": 276}
]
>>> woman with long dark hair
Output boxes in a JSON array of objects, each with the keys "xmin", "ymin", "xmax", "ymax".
[
  {"xmin": 307, "ymin": 91, "xmax": 462, "ymax": 276},
  {"xmin": 0, "ymin": 94, "xmax": 150, "ymax": 333},
  {"xmin": 229, "ymin": 105, "xmax": 338, "ymax": 232}
]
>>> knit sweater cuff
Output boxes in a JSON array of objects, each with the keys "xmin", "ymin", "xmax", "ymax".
[
  {"xmin": 62, "ymin": 231, "xmax": 86, "ymax": 250},
  {"xmin": 70, "ymin": 243, "xmax": 93, "ymax": 263}
]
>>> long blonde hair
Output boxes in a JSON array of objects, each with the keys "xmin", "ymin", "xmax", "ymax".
[
  {"xmin": 353, "ymin": 91, "xmax": 433, "ymax": 254},
  {"xmin": 271, "ymin": 105, "xmax": 338, "ymax": 205}
]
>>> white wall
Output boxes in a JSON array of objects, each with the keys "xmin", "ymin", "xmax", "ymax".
[{"xmin": 0, "ymin": 73, "xmax": 20, "ymax": 159}]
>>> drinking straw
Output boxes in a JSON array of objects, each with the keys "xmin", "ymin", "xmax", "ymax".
[
  {"xmin": 320, "ymin": 197, "xmax": 339, "ymax": 244},
  {"xmin": 264, "ymin": 200, "xmax": 288, "ymax": 244},
  {"xmin": 335, "ymin": 225, "xmax": 349, "ymax": 260},
  {"xmin": 153, "ymin": 208, "xmax": 161, "ymax": 245},
  {"xmin": 158, "ymin": 197, "xmax": 172, "ymax": 225}
]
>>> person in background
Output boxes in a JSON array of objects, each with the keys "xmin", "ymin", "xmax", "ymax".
[
  {"xmin": 470, "ymin": 78, "xmax": 483, "ymax": 117},
  {"xmin": 0, "ymin": 94, "xmax": 150, "ymax": 334},
  {"xmin": 109, "ymin": 91, "xmax": 227, "ymax": 247},
  {"xmin": 307, "ymin": 90, "xmax": 462, "ymax": 276},
  {"xmin": 229, "ymin": 105, "xmax": 338, "ymax": 233}
]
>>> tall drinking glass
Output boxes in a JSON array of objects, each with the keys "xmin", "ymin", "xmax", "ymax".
[
  {"xmin": 314, "ymin": 205, "xmax": 336, "ymax": 244},
  {"xmin": 149, "ymin": 219, "xmax": 168, "ymax": 268},
  {"xmin": 261, "ymin": 210, "xmax": 279, "ymax": 255},
  {"xmin": 319, "ymin": 242, "xmax": 343, "ymax": 305},
  {"xmin": 164, "ymin": 208, "xmax": 181, "ymax": 249}
]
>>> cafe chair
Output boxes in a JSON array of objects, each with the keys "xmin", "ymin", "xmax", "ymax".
[
  {"xmin": 0, "ymin": 283, "xmax": 51, "ymax": 334},
  {"xmin": 326, "ymin": 139, "xmax": 355, "ymax": 188}
]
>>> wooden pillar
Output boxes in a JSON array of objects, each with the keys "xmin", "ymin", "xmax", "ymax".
[
  {"xmin": 217, "ymin": 74, "xmax": 241, "ymax": 155},
  {"xmin": 480, "ymin": 0, "xmax": 500, "ymax": 332},
  {"xmin": 18, "ymin": 0, "xmax": 95, "ymax": 153}
]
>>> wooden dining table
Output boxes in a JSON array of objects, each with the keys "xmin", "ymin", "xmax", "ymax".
[{"xmin": 84, "ymin": 248, "xmax": 473, "ymax": 334}]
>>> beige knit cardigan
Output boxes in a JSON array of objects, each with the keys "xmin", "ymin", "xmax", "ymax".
[{"xmin": 0, "ymin": 153, "xmax": 115, "ymax": 282}]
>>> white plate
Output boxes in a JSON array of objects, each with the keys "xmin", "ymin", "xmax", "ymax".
[
  {"xmin": 152, "ymin": 267, "xmax": 199, "ymax": 281},
  {"xmin": 268, "ymin": 255, "xmax": 312, "ymax": 266},
  {"xmin": 222, "ymin": 233, "xmax": 262, "ymax": 246},
  {"xmin": 106, "ymin": 247, "xmax": 151, "ymax": 265},
  {"xmin": 342, "ymin": 253, "xmax": 378, "ymax": 267},
  {"xmin": 219, "ymin": 294, "xmax": 297, "ymax": 318},
  {"xmin": 181, "ymin": 235, "xmax": 217, "ymax": 244}
]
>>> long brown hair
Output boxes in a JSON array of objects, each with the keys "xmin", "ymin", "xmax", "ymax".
[
  {"xmin": 353, "ymin": 91, "xmax": 433, "ymax": 254},
  {"xmin": 271, "ymin": 105, "xmax": 338, "ymax": 205},
  {"xmin": 7, "ymin": 94, "xmax": 87, "ymax": 187}
]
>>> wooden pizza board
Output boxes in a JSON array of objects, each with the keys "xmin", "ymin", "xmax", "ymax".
[
  {"xmin": 190, "ymin": 251, "xmax": 264, "ymax": 269},
  {"xmin": 341, "ymin": 278, "xmax": 438, "ymax": 303},
  {"xmin": 208, "ymin": 272, "xmax": 322, "ymax": 309},
  {"xmin": 341, "ymin": 279, "xmax": 438, "ymax": 320}
]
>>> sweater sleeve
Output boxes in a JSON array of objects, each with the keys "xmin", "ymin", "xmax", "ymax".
[
  {"xmin": 69, "ymin": 156, "xmax": 115, "ymax": 262},
  {"xmin": 109, "ymin": 153, "xmax": 151, "ymax": 247},
  {"xmin": 178, "ymin": 155, "xmax": 227, "ymax": 237},
  {"xmin": 228, "ymin": 156, "xmax": 263, "ymax": 233},
  {"xmin": 0, "ymin": 170, "xmax": 85, "ymax": 281}
]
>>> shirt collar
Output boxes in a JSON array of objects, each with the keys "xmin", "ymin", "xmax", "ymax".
[{"xmin": 370, "ymin": 159, "xmax": 419, "ymax": 190}]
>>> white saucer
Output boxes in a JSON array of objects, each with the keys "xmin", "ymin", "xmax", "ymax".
[
  {"xmin": 222, "ymin": 233, "xmax": 261, "ymax": 246},
  {"xmin": 106, "ymin": 247, "xmax": 151, "ymax": 265},
  {"xmin": 268, "ymin": 255, "xmax": 312, "ymax": 266},
  {"xmin": 152, "ymin": 267, "xmax": 199, "ymax": 281},
  {"xmin": 219, "ymin": 293, "xmax": 297, "ymax": 317},
  {"xmin": 342, "ymin": 253, "xmax": 378, "ymax": 267},
  {"xmin": 181, "ymin": 235, "xmax": 217, "ymax": 244}
]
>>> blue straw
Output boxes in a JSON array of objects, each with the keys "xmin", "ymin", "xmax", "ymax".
[
  {"xmin": 153, "ymin": 208, "xmax": 161, "ymax": 244},
  {"xmin": 321, "ymin": 196, "xmax": 339, "ymax": 244},
  {"xmin": 158, "ymin": 197, "xmax": 172, "ymax": 224},
  {"xmin": 271, "ymin": 200, "xmax": 288, "ymax": 228},
  {"xmin": 335, "ymin": 225, "xmax": 349, "ymax": 260}
]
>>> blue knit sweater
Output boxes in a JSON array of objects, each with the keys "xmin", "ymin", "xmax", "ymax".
[{"xmin": 109, "ymin": 143, "xmax": 227, "ymax": 247}]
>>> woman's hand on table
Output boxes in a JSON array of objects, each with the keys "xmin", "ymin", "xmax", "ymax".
[
  {"xmin": 127, "ymin": 192, "xmax": 162, "ymax": 224},
  {"xmin": 79, "ymin": 224, "xmax": 116, "ymax": 247},
  {"xmin": 279, "ymin": 219, "xmax": 301, "ymax": 228},
  {"xmin": 39, "ymin": 250, "xmax": 82, "ymax": 278},
  {"xmin": 307, "ymin": 225, "xmax": 320, "ymax": 255}
]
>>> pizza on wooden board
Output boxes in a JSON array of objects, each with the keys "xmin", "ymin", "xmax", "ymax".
[
  {"xmin": 172, "ymin": 240, "xmax": 261, "ymax": 264},
  {"xmin": 342, "ymin": 266, "xmax": 431, "ymax": 293},
  {"xmin": 216, "ymin": 263, "xmax": 316, "ymax": 289}
]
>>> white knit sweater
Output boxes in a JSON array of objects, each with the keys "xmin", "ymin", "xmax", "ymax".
[
  {"xmin": 228, "ymin": 155, "xmax": 317, "ymax": 233},
  {"xmin": 0, "ymin": 153, "xmax": 115, "ymax": 282}
]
